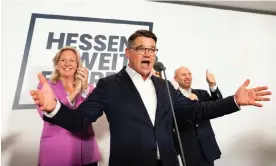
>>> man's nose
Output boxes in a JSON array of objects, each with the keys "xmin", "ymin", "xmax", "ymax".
[{"xmin": 143, "ymin": 51, "xmax": 151, "ymax": 57}]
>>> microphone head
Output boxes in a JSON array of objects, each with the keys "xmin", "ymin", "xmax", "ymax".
[{"xmin": 153, "ymin": 62, "xmax": 166, "ymax": 72}]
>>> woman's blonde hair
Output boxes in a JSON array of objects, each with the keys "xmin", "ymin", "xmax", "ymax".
[{"xmin": 50, "ymin": 46, "xmax": 83, "ymax": 83}]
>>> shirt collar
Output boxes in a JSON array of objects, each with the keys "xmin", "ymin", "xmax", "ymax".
[
  {"xmin": 125, "ymin": 64, "xmax": 153, "ymax": 81},
  {"xmin": 179, "ymin": 87, "xmax": 192, "ymax": 97}
]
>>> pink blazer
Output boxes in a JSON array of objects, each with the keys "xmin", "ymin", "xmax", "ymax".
[{"xmin": 37, "ymin": 80, "xmax": 101, "ymax": 166}]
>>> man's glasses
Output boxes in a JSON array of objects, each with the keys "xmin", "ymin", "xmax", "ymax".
[{"xmin": 129, "ymin": 46, "xmax": 158, "ymax": 55}]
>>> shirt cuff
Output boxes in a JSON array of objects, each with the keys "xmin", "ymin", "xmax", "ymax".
[
  {"xmin": 209, "ymin": 84, "xmax": 218, "ymax": 92},
  {"xmin": 67, "ymin": 96, "xmax": 75, "ymax": 107},
  {"xmin": 43, "ymin": 100, "xmax": 61, "ymax": 118},
  {"xmin": 233, "ymin": 96, "xmax": 241, "ymax": 110},
  {"xmin": 81, "ymin": 86, "xmax": 90, "ymax": 98}
]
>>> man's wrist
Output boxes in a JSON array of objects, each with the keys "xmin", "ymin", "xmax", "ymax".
[
  {"xmin": 44, "ymin": 99, "xmax": 60, "ymax": 118},
  {"xmin": 233, "ymin": 96, "xmax": 241, "ymax": 109}
]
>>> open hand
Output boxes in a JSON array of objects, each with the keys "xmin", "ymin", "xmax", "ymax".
[
  {"xmin": 235, "ymin": 79, "xmax": 271, "ymax": 107},
  {"xmin": 30, "ymin": 73, "xmax": 56, "ymax": 112}
]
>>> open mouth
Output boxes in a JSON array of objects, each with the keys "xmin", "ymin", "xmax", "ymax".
[
  {"xmin": 184, "ymin": 80, "xmax": 190, "ymax": 83},
  {"xmin": 63, "ymin": 68, "xmax": 72, "ymax": 71},
  {"xmin": 141, "ymin": 60, "xmax": 150, "ymax": 67}
]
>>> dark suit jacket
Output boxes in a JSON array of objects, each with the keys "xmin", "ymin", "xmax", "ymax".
[
  {"xmin": 174, "ymin": 88, "xmax": 223, "ymax": 165},
  {"xmin": 44, "ymin": 67, "xmax": 239, "ymax": 166}
]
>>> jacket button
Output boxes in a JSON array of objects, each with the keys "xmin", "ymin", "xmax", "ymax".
[{"xmin": 196, "ymin": 124, "xmax": 199, "ymax": 127}]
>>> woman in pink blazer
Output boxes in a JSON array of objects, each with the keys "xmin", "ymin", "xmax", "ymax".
[{"xmin": 36, "ymin": 46, "xmax": 101, "ymax": 166}]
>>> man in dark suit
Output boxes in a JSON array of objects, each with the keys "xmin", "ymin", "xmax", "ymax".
[
  {"xmin": 30, "ymin": 30, "xmax": 271, "ymax": 166},
  {"xmin": 174, "ymin": 66, "xmax": 223, "ymax": 166}
]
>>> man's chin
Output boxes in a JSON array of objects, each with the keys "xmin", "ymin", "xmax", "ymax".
[
  {"xmin": 181, "ymin": 84, "xmax": 191, "ymax": 89},
  {"xmin": 139, "ymin": 71, "xmax": 151, "ymax": 77},
  {"xmin": 185, "ymin": 86, "xmax": 191, "ymax": 89}
]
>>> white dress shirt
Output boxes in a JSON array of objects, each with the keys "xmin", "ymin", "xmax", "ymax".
[
  {"xmin": 125, "ymin": 65, "xmax": 160, "ymax": 159},
  {"xmin": 125, "ymin": 65, "xmax": 157, "ymax": 125},
  {"xmin": 179, "ymin": 85, "xmax": 218, "ymax": 97}
]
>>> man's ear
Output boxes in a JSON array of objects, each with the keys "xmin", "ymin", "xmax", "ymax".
[{"xmin": 125, "ymin": 48, "xmax": 130, "ymax": 59}]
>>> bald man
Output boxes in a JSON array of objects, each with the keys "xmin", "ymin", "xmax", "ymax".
[{"xmin": 174, "ymin": 67, "xmax": 222, "ymax": 166}]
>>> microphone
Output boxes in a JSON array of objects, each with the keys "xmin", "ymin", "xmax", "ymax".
[
  {"xmin": 153, "ymin": 62, "xmax": 166, "ymax": 72},
  {"xmin": 153, "ymin": 62, "xmax": 187, "ymax": 166}
]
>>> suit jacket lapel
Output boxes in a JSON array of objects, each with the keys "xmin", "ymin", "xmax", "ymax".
[
  {"xmin": 53, "ymin": 80, "xmax": 81, "ymax": 108},
  {"xmin": 74, "ymin": 93, "xmax": 83, "ymax": 107},
  {"xmin": 191, "ymin": 89, "xmax": 199, "ymax": 98},
  {"xmin": 116, "ymin": 67, "xmax": 153, "ymax": 127},
  {"xmin": 152, "ymin": 76, "xmax": 166, "ymax": 127}
]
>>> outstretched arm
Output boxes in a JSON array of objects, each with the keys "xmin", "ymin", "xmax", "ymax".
[
  {"xmin": 30, "ymin": 74, "xmax": 106, "ymax": 132},
  {"xmin": 173, "ymin": 79, "xmax": 271, "ymax": 122}
]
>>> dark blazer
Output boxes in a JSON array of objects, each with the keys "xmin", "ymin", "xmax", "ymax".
[
  {"xmin": 44, "ymin": 67, "xmax": 239, "ymax": 166},
  {"xmin": 174, "ymin": 88, "xmax": 223, "ymax": 166}
]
